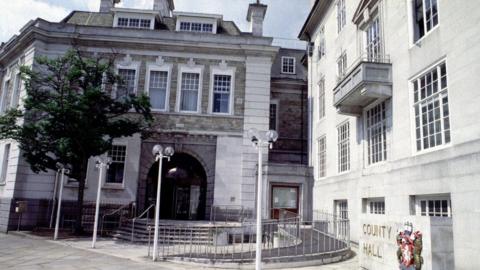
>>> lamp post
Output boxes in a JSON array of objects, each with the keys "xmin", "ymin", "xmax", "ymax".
[
  {"xmin": 92, "ymin": 156, "xmax": 112, "ymax": 248},
  {"xmin": 54, "ymin": 163, "xmax": 70, "ymax": 241},
  {"xmin": 151, "ymin": 144, "xmax": 174, "ymax": 261},
  {"xmin": 248, "ymin": 128, "xmax": 278, "ymax": 270}
]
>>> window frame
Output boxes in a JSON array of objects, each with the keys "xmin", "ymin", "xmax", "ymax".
[
  {"xmin": 318, "ymin": 77, "xmax": 326, "ymax": 120},
  {"xmin": 208, "ymin": 65, "xmax": 236, "ymax": 115},
  {"xmin": 145, "ymin": 62, "xmax": 173, "ymax": 112},
  {"xmin": 0, "ymin": 143, "xmax": 11, "ymax": 185},
  {"xmin": 317, "ymin": 135, "xmax": 327, "ymax": 179},
  {"xmin": 104, "ymin": 143, "xmax": 128, "ymax": 187},
  {"xmin": 176, "ymin": 18, "xmax": 217, "ymax": 34},
  {"xmin": 176, "ymin": 64, "xmax": 204, "ymax": 114},
  {"xmin": 281, "ymin": 56, "xmax": 296, "ymax": 75},
  {"xmin": 414, "ymin": 194, "xmax": 451, "ymax": 217},
  {"xmin": 335, "ymin": 200, "xmax": 348, "ymax": 219},
  {"xmin": 363, "ymin": 100, "xmax": 390, "ymax": 166},
  {"xmin": 318, "ymin": 26, "xmax": 326, "ymax": 60},
  {"xmin": 114, "ymin": 16, "xmax": 154, "ymax": 30},
  {"xmin": 115, "ymin": 59, "xmax": 140, "ymax": 100},
  {"xmin": 0, "ymin": 78, "xmax": 10, "ymax": 113},
  {"xmin": 410, "ymin": 60, "xmax": 451, "ymax": 154},
  {"xmin": 337, "ymin": 121, "xmax": 350, "ymax": 173},
  {"xmin": 365, "ymin": 16, "xmax": 383, "ymax": 61},
  {"xmin": 269, "ymin": 100, "xmax": 279, "ymax": 131},
  {"xmin": 410, "ymin": 0, "xmax": 440, "ymax": 43},
  {"xmin": 10, "ymin": 71, "xmax": 21, "ymax": 109},
  {"xmin": 337, "ymin": 51, "xmax": 347, "ymax": 79},
  {"xmin": 365, "ymin": 197, "xmax": 386, "ymax": 215},
  {"xmin": 336, "ymin": 0, "xmax": 346, "ymax": 33}
]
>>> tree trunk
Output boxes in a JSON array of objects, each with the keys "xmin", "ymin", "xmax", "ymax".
[{"xmin": 74, "ymin": 159, "xmax": 88, "ymax": 235}]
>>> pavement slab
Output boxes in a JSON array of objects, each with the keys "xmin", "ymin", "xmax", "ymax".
[{"xmin": 0, "ymin": 232, "xmax": 359, "ymax": 270}]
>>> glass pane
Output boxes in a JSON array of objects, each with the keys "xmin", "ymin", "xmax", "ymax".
[{"xmin": 272, "ymin": 187, "xmax": 298, "ymax": 209}]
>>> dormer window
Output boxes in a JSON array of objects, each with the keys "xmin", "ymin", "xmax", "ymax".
[
  {"xmin": 116, "ymin": 17, "xmax": 151, "ymax": 29},
  {"xmin": 174, "ymin": 12, "xmax": 220, "ymax": 34},
  {"xmin": 179, "ymin": 21, "xmax": 214, "ymax": 33}
]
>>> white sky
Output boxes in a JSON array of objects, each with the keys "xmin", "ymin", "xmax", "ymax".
[{"xmin": 0, "ymin": 0, "xmax": 310, "ymax": 47}]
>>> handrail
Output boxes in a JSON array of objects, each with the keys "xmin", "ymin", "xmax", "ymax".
[
  {"xmin": 131, "ymin": 204, "xmax": 155, "ymax": 242},
  {"xmin": 100, "ymin": 202, "xmax": 134, "ymax": 236},
  {"xmin": 335, "ymin": 52, "xmax": 391, "ymax": 86}
]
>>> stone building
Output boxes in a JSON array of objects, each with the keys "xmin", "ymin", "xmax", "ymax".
[
  {"xmin": 0, "ymin": 0, "xmax": 311, "ymax": 232},
  {"xmin": 299, "ymin": 0, "xmax": 480, "ymax": 269}
]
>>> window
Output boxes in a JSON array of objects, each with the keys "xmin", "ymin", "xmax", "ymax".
[
  {"xmin": 415, "ymin": 195, "xmax": 451, "ymax": 217},
  {"xmin": 368, "ymin": 198, "xmax": 385, "ymax": 215},
  {"xmin": 337, "ymin": 0, "xmax": 346, "ymax": 33},
  {"xmin": 106, "ymin": 145, "xmax": 126, "ymax": 184},
  {"xmin": 148, "ymin": 71, "xmax": 169, "ymax": 110},
  {"xmin": 269, "ymin": 103, "xmax": 278, "ymax": 131},
  {"xmin": 281, "ymin": 57, "xmax": 295, "ymax": 74},
  {"xmin": 413, "ymin": 0, "xmax": 439, "ymax": 41},
  {"xmin": 179, "ymin": 21, "xmax": 214, "ymax": 33},
  {"xmin": 10, "ymin": 73, "xmax": 21, "ymax": 108},
  {"xmin": 117, "ymin": 69, "xmax": 136, "ymax": 99},
  {"xmin": 140, "ymin": 19, "xmax": 151, "ymax": 28},
  {"xmin": 337, "ymin": 52, "xmax": 347, "ymax": 78},
  {"xmin": 318, "ymin": 27, "xmax": 326, "ymax": 60},
  {"xmin": 413, "ymin": 62, "xmax": 450, "ymax": 151},
  {"xmin": 0, "ymin": 79, "xmax": 10, "ymax": 113},
  {"xmin": 318, "ymin": 78, "xmax": 325, "ymax": 119},
  {"xmin": 337, "ymin": 121, "xmax": 350, "ymax": 173},
  {"xmin": 180, "ymin": 72, "xmax": 200, "ymax": 112},
  {"xmin": 318, "ymin": 135, "xmax": 326, "ymax": 178},
  {"xmin": 366, "ymin": 17, "xmax": 382, "ymax": 61},
  {"xmin": 336, "ymin": 200, "xmax": 348, "ymax": 219},
  {"xmin": 366, "ymin": 101, "xmax": 388, "ymax": 164},
  {"xmin": 118, "ymin": 17, "xmax": 129, "ymax": 27},
  {"xmin": 0, "ymin": 144, "xmax": 10, "ymax": 184},
  {"xmin": 117, "ymin": 17, "xmax": 151, "ymax": 29},
  {"xmin": 212, "ymin": 75, "xmax": 232, "ymax": 114}
]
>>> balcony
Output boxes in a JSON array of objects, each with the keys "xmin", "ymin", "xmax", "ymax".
[{"xmin": 333, "ymin": 54, "xmax": 392, "ymax": 116}]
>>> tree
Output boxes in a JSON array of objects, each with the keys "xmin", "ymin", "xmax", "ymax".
[{"xmin": 0, "ymin": 50, "xmax": 152, "ymax": 234}]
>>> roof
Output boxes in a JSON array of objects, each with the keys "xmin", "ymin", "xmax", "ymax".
[{"xmin": 298, "ymin": 0, "xmax": 333, "ymax": 41}]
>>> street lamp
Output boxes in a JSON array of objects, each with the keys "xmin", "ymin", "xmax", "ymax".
[
  {"xmin": 151, "ymin": 144, "xmax": 174, "ymax": 261},
  {"xmin": 92, "ymin": 156, "xmax": 112, "ymax": 248},
  {"xmin": 248, "ymin": 128, "xmax": 278, "ymax": 270},
  {"xmin": 54, "ymin": 163, "xmax": 70, "ymax": 241}
]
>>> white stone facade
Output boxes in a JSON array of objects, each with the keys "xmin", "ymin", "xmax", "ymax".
[{"xmin": 300, "ymin": 0, "xmax": 480, "ymax": 269}]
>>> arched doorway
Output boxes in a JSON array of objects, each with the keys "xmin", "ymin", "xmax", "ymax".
[{"xmin": 145, "ymin": 153, "xmax": 207, "ymax": 220}]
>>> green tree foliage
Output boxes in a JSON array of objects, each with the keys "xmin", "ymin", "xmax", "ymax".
[{"xmin": 0, "ymin": 50, "xmax": 152, "ymax": 234}]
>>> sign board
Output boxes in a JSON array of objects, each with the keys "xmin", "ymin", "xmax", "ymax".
[{"xmin": 359, "ymin": 214, "xmax": 453, "ymax": 270}]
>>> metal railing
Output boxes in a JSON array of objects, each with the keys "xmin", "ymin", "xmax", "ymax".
[
  {"xmin": 210, "ymin": 205, "xmax": 254, "ymax": 223},
  {"xmin": 100, "ymin": 202, "xmax": 135, "ymax": 235},
  {"xmin": 148, "ymin": 212, "xmax": 350, "ymax": 263},
  {"xmin": 130, "ymin": 204, "xmax": 155, "ymax": 241},
  {"xmin": 336, "ymin": 52, "xmax": 391, "ymax": 84}
]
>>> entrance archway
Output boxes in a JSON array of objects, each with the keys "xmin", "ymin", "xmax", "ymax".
[{"xmin": 145, "ymin": 153, "xmax": 207, "ymax": 220}]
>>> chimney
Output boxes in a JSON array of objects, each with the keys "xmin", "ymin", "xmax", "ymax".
[
  {"xmin": 153, "ymin": 0, "xmax": 175, "ymax": 17},
  {"xmin": 247, "ymin": 0, "xmax": 268, "ymax": 37},
  {"xmin": 100, "ymin": 0, "xmax": 120, "ymax": 12}
]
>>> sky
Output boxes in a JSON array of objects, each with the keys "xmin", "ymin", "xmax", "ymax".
[{"xmin": 0, "ymin": 0, "xmax": 311, "ymax": 48}]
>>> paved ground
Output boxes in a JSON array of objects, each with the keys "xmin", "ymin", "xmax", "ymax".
[{"xmin": 0, "ymin": 232, "xmax": 359, "ymax": 270}]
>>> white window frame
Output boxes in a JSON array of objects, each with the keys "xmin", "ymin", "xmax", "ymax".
[
  {"xmin": 337, "ymin": 121, "xmax": 350, "ymax": 173},
  {"xmin": 410, "ymin": 0, "xmax": 440, "ymax": 43},
  {"xmin": 414, "ymin": 194, "xmax": 451, "ymax": 217},
  {"xmin": 104, "ymin": 143, "xmax": 128, "ymax": 188},
  {"xmin": 317, "ymin": 135, "xmax": 326, "ymax": 179},
  {"xmin": 10, "ymin": 71, "xmax": 22, "ymax": 109},
  {"xmin": 318, "ymin": 26, "xmax": 326, "ymax": 60},
  {"xmin": 113, "ymin": 15, "xmax": 155, "ymax": 30},
  {"xmin": 208, "ymin": 65, "xmax": 236, "ymax": 115},
  {"xmin": 335, "ymin": 200, "xmax": 348, "ymax": 219},
  {"xmin": 366, "ymin": 197, "xmax": 385, "ymax": 215},
  {"xmin": 115, "ymin": 58, "xmax": 140, "ymax": 100},
  {"xmin": 337, "ymin": 52, "xmax": 347, "ymax": 79},
  {"xmin": 365, "ymin": 16, "xmax": 382, "ymax": 61},
  {"xmin": 145, "ymin": 61, "xmax": 172, "ymax": 112},
  {"xmin": 281, "ymin": 56, "xmax": 296, "ymax": 75},
  {"xmin": 0, "ymin": 143, "xmax": 10, "ymax": 185},
  {"xmin": 176, "ymin": 64, "xmax": 204, "ymax": 114},
  {"xmin": 318, "ymin": 77, "xmax": 326, "ymax": 120},
  {"xmin": 364, "ymin": 100, "xmax": 390, "ymax": 166},
  {"xmin": 336, "ymin": 0, "xmax": 346, "ymax": 33},
  {"xmin": 411, "ymin": 60, "xmax": 450, "ymax": 154},
  {"xmin": 176, "ymin": 16, "xmax": 217, "ymax": 34},
  {"xmin": 0, "ymin": 78, "xmax": 11, "ymax": 113}
]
